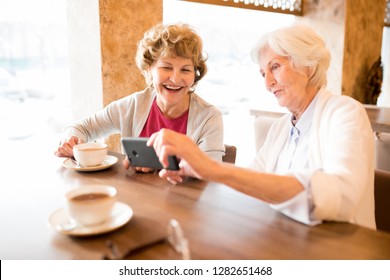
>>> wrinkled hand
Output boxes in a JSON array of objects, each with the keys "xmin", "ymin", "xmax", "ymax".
[{"xmin": 54, "ymin": 136, "xmax": 84, "ymax": 158}]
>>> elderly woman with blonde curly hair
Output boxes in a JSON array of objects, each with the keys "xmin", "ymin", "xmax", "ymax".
[{"xmin": 55, "ymin": 23, "xmax": 225, "ymax": 172}]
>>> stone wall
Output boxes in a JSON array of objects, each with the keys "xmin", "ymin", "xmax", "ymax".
[
  {"xmin": 342, "ymin": 0, "xmax": 386, "ymax": 103},
  {"xmin": 99, "ymin": 0, "xmax": 162, "ymax": 151},
  {"xmin": 297, "ymin": 0, "xmax": 386, "ymax": 103},
  {"xmin": 99, "ymin": 0, "xmax": 162, "ymax": 106}
]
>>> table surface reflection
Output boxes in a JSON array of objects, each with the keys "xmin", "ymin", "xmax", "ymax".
[{"xmin": 1, "ymin": 147, "xmax": 390, "ymax": 260}]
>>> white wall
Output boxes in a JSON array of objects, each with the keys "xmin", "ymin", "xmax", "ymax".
[{"xmin": 66, "ymin": 0, "xmax": 103, "ymax": 121}]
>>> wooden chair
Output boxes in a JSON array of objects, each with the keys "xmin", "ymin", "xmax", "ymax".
[
  {"xmin": 374, "ymin": 169, "xmax": 390, "ymax": 233},
  {"xmin": 222, "ymin": 144, "xmax": 237, "ymax": 164}
]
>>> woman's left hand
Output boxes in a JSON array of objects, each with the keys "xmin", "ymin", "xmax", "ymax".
[{"xmin": 122, "ymin": 156, "xmax": 154, "ymax": 173}]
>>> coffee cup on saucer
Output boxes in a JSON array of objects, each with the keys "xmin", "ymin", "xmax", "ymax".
[
  {"xmin": 65, "ymin": 185, "xmax": 117, "ymax": 227},
  {"xmin": 73, "ymin": 142, "xmax": 108, "ymax": 167}
]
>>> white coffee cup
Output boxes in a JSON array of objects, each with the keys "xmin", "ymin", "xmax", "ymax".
[
  {"xmin": 65, "ymin": 185, "xmax": 117, "ymax": 226},
  {"xmin": 73, "ymin": 142, "xmax": 108, "ymax": 167}
]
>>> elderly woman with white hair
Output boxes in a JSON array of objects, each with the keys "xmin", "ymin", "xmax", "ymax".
[{"xmin": 148, "ymin": 25, "xmax": 376, "ymax": 230}]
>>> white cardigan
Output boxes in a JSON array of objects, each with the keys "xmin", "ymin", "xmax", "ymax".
[{"xmin": 251, "ymin": 88, "xmax": 376, "ymax": 229}]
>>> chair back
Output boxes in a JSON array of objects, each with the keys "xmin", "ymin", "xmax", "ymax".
[
  {"xmin": 374, "ymin": 169, "xmax": 390, "ymax": 233},
  {"xmin": 375, "ymin": 131, "xmax": 390, "ymax": 171},
  {"xmin": 253, "ymin": 112, "xmax": 285, "ymax": 151},
  {"xmin": 222, "ymin": 145, "xmax": 237, "ymax": 164}
]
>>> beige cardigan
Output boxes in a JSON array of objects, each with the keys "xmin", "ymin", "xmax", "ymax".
[{"xmin": 64, "ymin": 87, "xmax": 225, "ymax": 161}]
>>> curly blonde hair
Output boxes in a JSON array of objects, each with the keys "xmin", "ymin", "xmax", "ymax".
[{"xmin": 136, "ymin": 23, "xmax": 207, "ymax": 91}]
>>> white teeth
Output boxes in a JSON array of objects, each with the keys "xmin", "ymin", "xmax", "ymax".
[{"xmin": 165, "ymin": 85, "xmax": 181, "ymax": 90}]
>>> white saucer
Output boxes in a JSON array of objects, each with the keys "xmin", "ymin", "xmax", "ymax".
[
  {"xmin": 62, "ymin": 155, "xmax": 118, "ymax": 172},
  {"xmin": 48, "ymin": 202, "xmax": 133, "ymax": 236}
]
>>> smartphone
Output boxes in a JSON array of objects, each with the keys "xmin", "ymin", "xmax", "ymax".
[{"xmin": 121, "ymin": 137, "xmax": 180, "ymax": 170}]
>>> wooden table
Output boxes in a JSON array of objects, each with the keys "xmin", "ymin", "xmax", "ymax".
[
  {"xmin": 363, "ymin": 105, "xmax": 390, "ymax": 133},
  {"xmin": 1, "ymin": 146, "xmax": 390, "ymax": 260}
]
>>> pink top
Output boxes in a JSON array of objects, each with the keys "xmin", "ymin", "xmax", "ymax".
[{"xmin": 139, "ymin": 98, "xmax": 189, "ymax": 137}]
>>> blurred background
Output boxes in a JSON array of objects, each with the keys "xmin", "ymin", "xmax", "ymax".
[
  {"xmin": 1, "ymin": 0, "xmax": 388, "ymax": 167},
  {"xmin": 0, "ymin": 0, "xmax": 291, "ymax": 165},
  {"xmin": 0, "ymin": 0, "xmax": 71, "ymax": 148}
]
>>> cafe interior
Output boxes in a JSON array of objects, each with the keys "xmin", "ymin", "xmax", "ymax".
[{"xmin": 1, "ymin": 0, "xmax": 390, "ymax": 260}]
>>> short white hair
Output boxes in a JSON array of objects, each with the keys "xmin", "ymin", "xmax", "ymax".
[{"xmin": 251, "ymin": 24, "xmax": 331, "ymax": 89}]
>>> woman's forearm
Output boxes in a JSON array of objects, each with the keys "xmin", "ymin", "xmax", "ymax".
[{"xmin": 209, "ymin": 162, "xmax": 304, "ymax": 204}]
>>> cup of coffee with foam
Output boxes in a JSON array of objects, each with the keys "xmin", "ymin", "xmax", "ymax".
[
  {"xmin": 65, "ymin": 185, "xmax": 117, "ymax": 226},
  {"xmin": 73, "ymin": 142, "xmax": 108, "ymax": 167}
]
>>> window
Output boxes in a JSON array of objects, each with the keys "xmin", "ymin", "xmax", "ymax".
[{"xmin": 0, "ymin": 0, "xmax": 71, "ymax": 143}]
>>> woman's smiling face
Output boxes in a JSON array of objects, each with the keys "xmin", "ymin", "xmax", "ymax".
[
  {"xmin": 259, "ymin": 46, "xmax": 312, "ymax": 115},
  {"xmin": 149, "ymin": 55, "xmax": 195, "ymax": 110}
]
